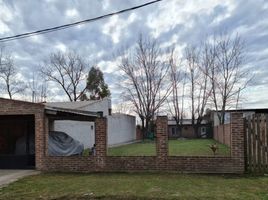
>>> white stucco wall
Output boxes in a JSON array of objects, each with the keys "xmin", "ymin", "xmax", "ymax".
[
  {"xmin": 53, "ymin": 120, "xmax": 95, "ymax": 149},
  {"xmin": 81, "ymin": 98, "xmax": 111, "ymax": 117},
  {"xmin": 53, "ymin": 113, "xmax": 136, "ymax": 148},
  {"xmin": 107, "ymin": 114, "xmax": 136, "ymax": 146}
]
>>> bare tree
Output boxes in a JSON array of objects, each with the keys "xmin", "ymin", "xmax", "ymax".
[
  {"xmin": 168, "ymin": 49, "xmax": 187, "ymax": 137},
  {"xmin": 185, "ymin": 45, "xmax": 211, "ymax": 137},
  {"xmin": 113, "ymin": 101, "xmax": 132, "ymax": 115},
  {"xmin": 185, "ymin": 46, "xmax": 199, "ymax": 135},
  {"xmin": 206, "ymin": 33, "xmax": 250, "ymax": 124},
  {"xmin": 28, "ymin": 72, "xmax": 47, "ymax": 102},
  {"xmin": 0, "ymin": 47, "xmax": 27, "ymax": 99},
  {"xmin": 118, "ymin": 36, "xmax": 172, "ymax": 134},
  {"xmin": 40, "ymin": 51, "xmax": 87, "ymax": 101}
]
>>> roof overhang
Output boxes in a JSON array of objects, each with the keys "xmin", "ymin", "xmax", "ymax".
[{"xmin": 45, "ymin": 106, "xmax": 101, "ymax": 121}]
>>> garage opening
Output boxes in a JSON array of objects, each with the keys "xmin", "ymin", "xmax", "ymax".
[{"xmin": 0, "ymin": 115, "xmax": 35, "ymax": 169}]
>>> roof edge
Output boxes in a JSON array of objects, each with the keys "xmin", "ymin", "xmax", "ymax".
[{"xmin": 0, "ymin": 97, "xmax": 45, "ymax": 108}]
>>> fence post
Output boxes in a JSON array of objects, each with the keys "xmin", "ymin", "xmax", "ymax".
[
  {"xmin": 230, "ymin": 112, "xmax": 245, "ymax": 173},
  {"xmin": 156, "ymin": 116, "xmax": 168, "ymax": 158},
  {"xmin": 95, "ymin": 117, "xmax": 107, "ymax": 169}
]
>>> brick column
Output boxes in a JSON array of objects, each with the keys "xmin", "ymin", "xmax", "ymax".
[
  {"xmin": 230, "ymin": 112, "xmax": 245, "ymax": 173},
  {"xmin": 95, "ymin": 117, "xmax": 107, "ymax": 169},
  {"xmin": 35, "ymin": 112, "xmax": 46, "ymax": 170},
  {"xmin": 156, "ymin": 116, "xmax": 168, "ymax": 158}
]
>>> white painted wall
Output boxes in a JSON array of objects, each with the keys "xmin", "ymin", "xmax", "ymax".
[
  {"xmin": 107, "ymin": 113, "xmax": 136, "ymax": 146},
  {"xmin": 81, "ymin": 98, "xmax": 111, "ymax": 116},
  {"xmin": 53, "ymin": 113, "xmax": 136, "ymax": 148},
  {"xmin": 53, "ymin": 120, "xmax": 95, "ymax": 149}
]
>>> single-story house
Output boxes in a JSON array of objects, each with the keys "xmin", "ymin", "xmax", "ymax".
[{"xmin": 168, "ymin": 119, "xmax": 212, "ymax": 138}]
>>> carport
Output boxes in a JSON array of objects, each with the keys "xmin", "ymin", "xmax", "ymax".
[
  {"xmin": 0, "ymin": 98, "xmax": 44, "ymax": 169},
  {"xmin": 0, "ymin": 98, "xmax": 100, "ymax": 170}
]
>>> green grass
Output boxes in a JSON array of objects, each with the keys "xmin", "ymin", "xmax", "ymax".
[
  {"xmin": 108, "ymin": 139, "xmax": 230, "ymax": 156},
  {"xmin": 108, "ymin": 140, "xmax": 157, "ymax": 156},
  {"xmin": 0, "ymin": 173, "xmax": 268, "ymax": 200},
  {"xmin": 168, "ymin": 139, "xmax": 230, "ymax": 156}
]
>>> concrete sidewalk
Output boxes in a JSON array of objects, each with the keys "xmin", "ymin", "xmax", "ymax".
[{"xmin": 0, "ymin": 170, "xmax": 40, "ymax": 188}]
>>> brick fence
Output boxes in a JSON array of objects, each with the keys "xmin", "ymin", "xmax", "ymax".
[
  {"xmin": 0, "ymin": 98, "xmax": 245, "ymax": 173},
  {"xmin": 40, "ymin": 113, "xmax": 245, "ymax": 174}
]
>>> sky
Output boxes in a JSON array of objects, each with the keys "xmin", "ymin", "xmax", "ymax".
[{"xmin": 0, "ymin": 0, "xmax": 268, "ymax": 111}]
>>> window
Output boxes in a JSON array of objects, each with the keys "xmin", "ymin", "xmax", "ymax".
[{"xmin": 172, "ymin": 127, "xmax": 176, "ymax": 135}]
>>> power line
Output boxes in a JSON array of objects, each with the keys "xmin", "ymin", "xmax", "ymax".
[{"xmin": 0, "ymin": 0, "xmax": 163, "ymax": 43}]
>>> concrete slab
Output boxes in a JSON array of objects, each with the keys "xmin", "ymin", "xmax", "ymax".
[{"xmin": 0, "ymin": 170, "xmax": 40, "ymax": 188}]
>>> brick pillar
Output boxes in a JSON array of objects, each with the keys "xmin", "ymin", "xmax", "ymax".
[
  {"xmin": 35, "ymin": 112, "xmax": 46, "ymax": 170},
  {"xmin": 95, "ymin": 117, "xmax": 107, "ymax": 169},
  {"xmin": 156, "ymin": 116, "xmax": 168, "ymax": 158},
  {"xmin": 230, "ymin": 112, "xmax": 245, "ymax": 173}
]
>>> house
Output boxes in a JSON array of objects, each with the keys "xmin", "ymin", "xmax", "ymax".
[
  {"xmin": 168, "ymin": 118, "xmax": 212, "ymax": 139},
  {"xmin": 45, "ymin": 98, "xmax": 136, "ymax": 148}
]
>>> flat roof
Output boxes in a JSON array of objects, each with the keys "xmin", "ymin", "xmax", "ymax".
[
  {"xmin": 213, "ymin": 108, "xmax": 268, "ymax": 113},
  {"xmin": 45, "ymin": 106, "xmax": 101, "ymax": 121}
]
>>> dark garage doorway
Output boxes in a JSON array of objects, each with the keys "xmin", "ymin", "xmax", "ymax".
[{"xmin": 0, "ymin": 115, "xmax": 35, "ymax": 169}]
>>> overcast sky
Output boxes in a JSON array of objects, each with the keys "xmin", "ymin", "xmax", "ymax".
[{"xmin": 0, "ymin": 0, "xmax": 268, "ymax": 109}]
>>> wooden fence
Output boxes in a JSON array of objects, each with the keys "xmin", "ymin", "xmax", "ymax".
[{"xmin": 244, "ymin": 114, "xmax": 268, "ymax": 174}]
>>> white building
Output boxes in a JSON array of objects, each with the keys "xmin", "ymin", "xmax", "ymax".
[{"xmin": 45, "ymin": 98, "xmax": 136, "ymax": 149}]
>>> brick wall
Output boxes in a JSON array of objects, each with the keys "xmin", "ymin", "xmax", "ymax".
[
  {"xmin": 42, "ymin": 113, "xmax": 245, "ymax": 174},
  {"xmin": 0, "ymin": 98, "xmax": 245, "ymax": 173}
]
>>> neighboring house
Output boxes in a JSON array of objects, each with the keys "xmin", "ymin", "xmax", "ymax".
[
  {"xmin": 168, "ymin": 119, "xmax": 212, "ymax": 139},
  {"xmin": 212, "ymin": 108, "xmax": 268, "ymax": 146},
  {"xmin": 45, "ymin": 98, "xmax": 136, "ymax": 149}
]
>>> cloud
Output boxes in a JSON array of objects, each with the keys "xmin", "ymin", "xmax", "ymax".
[
  {"xmin": 0, "ymin": 0, "xmax": 267, "ymax": 109},
  {"xmin": 65, "ymin": 8, "xmax": 79, "ymax": 19}
]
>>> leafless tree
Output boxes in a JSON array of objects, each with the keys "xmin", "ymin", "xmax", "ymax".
[
  {"xmin": 185, "ymin": 45, "xmax": 211, "ymax": 137},
  {"xmin": 118, "ymin": 36, "xmax": 172, "ymax": 134},
  {"xmin": 0, "ymin": 47, "xmax": 27, "ymax": 99},
  {"xmin": 113, "ymin": 101, "xmax": 132, "ymax": 115},
  {"xmin": 206, "ymin": 33, "xmax": 250, "ymax": 125},
  {"xmin": 40, "ymin": 51, "xmax": 88, "ymax": 101},
  {"xmin": 28, "ymin": 72, "xmax": 47, "ymax": 102},
  {"xmin": 167, "ymin": 49, "xmax": 187, "ymax": 137}
]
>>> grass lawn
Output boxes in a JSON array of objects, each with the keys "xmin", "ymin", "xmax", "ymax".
[
  {"xmin": 0, "ymin": 173, "xmax": 267, "ymax": 200},
  {"xmin": 108, "ymin": 139, "xmax": 230, "ymax": 156}
]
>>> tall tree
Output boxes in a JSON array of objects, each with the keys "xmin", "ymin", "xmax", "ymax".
[
  {"xmin": 206, "ymin": 33, "xmax": 250, "ymax": 124},
  {"xmin": 118, "ymin": 35, "xmax": 172, "ymax": 134},
  {"xmin": 0, "ymin": 47, "xmax": 27, "ymax": 99},
  {"xmin": 28, "ymin": 72, "xmax": 47, "ymax": 102},
  {"xmin": 84, "ymin": 66, "xmax": 111, "ymax": 100},
  {"xmin": 185, "ymin": 45, "xmax": 211, "ymax": 137},
  {"xmin": 168, "ymin": 49, "xmax": 186, "ymax": 137},
  {"xmin": 40, "ymin": 51, "xmax": 87, "ymax": 101}
]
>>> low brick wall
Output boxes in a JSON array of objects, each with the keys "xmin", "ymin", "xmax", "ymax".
[
  {"xmin": 39, "ymin": 114, "xmax": 245, "ymax": 174},
  {"xmin": 42, "ymin": 156, "xmax": 243, "ymax": 173},
  {"xmin": 0, "ymin": 98, "xmax": 245, "ymax": 173}
]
